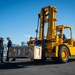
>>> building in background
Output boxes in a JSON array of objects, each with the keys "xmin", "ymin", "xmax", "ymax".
[
  {"xmin": 12, "ymin": 44, "xmax": 19, "ymax": 47},
  {"xmin": 21, "ymin": 41, "xmax": 25, "ymax": 46}
]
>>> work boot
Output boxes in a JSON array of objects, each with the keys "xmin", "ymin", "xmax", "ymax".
[
  {"xmin": 6, "ymin": 58, "xmax": 9, "ymax": 61},
  {"xmin": 11, "ymin": 58, "xmax": 16, "ymax": 61}
]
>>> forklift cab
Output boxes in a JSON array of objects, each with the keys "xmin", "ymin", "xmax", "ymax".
[{"xmin": 56, "ymin": 25, "xmax": 72, "ymax": 45}]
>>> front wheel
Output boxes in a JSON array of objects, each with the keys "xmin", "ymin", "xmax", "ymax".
[{"xmin": 58, "ymin": 46, "xmax": 69, "ymax": 63}]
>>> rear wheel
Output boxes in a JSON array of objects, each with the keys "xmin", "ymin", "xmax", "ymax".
[{"xmin": 58, "ymin": 46, "xmax": 69, "ymax": 63}]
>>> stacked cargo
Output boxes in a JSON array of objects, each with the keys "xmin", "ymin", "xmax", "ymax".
[{"xmin": 9, "ymin": 46, "xmax": 34, "ymax": 59}]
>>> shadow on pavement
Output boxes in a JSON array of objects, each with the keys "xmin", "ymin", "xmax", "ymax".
[
  {"xmin": 68, "ymin": 59, "xmax": 75, "ymax": 62},
  {"xmin": 0, "ymin": 58, "xmax": 75, "ymax": 70},
  {"xmin": 0, "ymin": 59, "xmax": 60, "ymax": 70},
  {"xmin": 0, "ymin": 62, "xmax": 27, "ymax": 69}
]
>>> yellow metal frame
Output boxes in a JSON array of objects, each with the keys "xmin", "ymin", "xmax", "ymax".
[{"xmin": 29, "ymin": 6, "xmax": 75, "ymax": 59}]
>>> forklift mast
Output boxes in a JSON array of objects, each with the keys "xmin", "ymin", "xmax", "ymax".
[
  {"xmin": 38, "ymin": 6, "xmax": 58, "ymax": 52},
  {"xmin": 39, "ymin": 6, "xmax": 58, "ymax": 40}
]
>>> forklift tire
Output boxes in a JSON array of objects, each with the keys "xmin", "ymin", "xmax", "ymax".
[{"xmin": 58, "ymin": 46, "xmax": 69, "ymax": 63}]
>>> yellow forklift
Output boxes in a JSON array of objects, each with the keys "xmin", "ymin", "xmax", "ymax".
[{"xmin": 29, "ymin": 6, "xmax": 75, "ymax": 63}]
